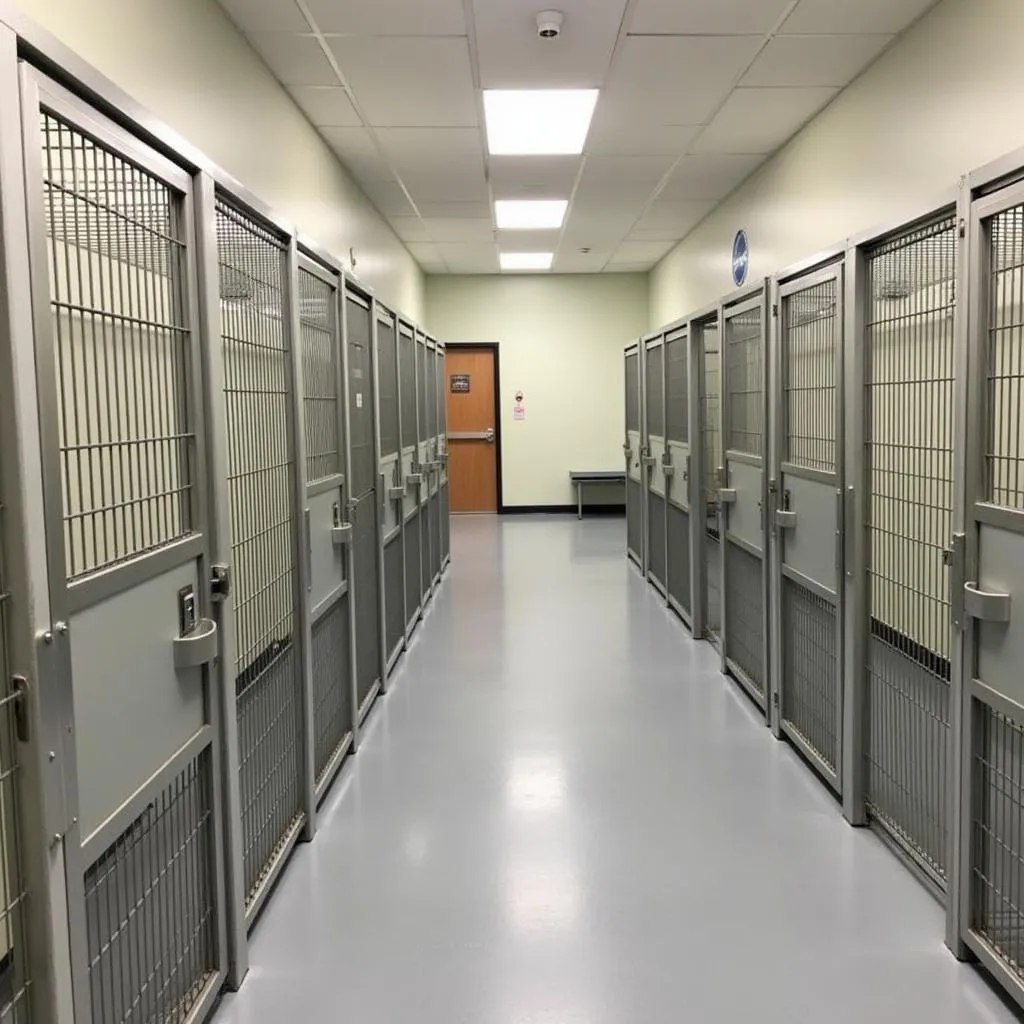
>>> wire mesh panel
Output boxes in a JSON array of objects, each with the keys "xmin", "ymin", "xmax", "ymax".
[
  {"xmin": 987, "ymin": 203, "xmax": 1024, "ymax": 509},
  {"xmin": 405, "ymin": 508, "xmax": 421, "ymax": 624},
  {"xmin": 0, "ymin": 490, "xmax": 30, "ymax": 1022},
  {"xmin": 782, "ymin": 578, "xmax": 838, "ymax": 773},
  {"xmin": 347, "ymin": 297, "xmax": 374, "ymax": 500},
  {"xmin": 353, "ymin": 496, "xmax": 380, "ymax": 710},
  {"xmin": 385, "ymin": 538, "xmax": 404, "ymax": 659},
  {"xmin": 377, "ymin": 316, "xmax": 399, "ymax": 459},
  {"xmin": 627, "ymin": 478, "xmax": 642, "ymax": 558},
  {"xmin": 665, "ymin": 332, "xmax": 688, "ymax": 443},
  {"xmin": 41, "ymin": 112, "xmax": 193, "ymax": 580},
  {"xmin": 648, "ymin": 493, "xmax": 666, "ymax": 585},
  {"xmin": 864, "ymin": 216, "xmax": 956, "ymax": 880},
  {"xmin": 970, "ymin": 698, "xmax": 1024, "ymax": 979},
  {"xmin": 625, "ymin": 351, "xmax": 639, "ymax": 433},
  {"xmin": 84, "ymin": 750, "xmax": 217, "ymax": 1024},
  {"xmin": 784, "ymin": 280, "xmax": 838, "ymax": 472},
  {"xmin": 725, "ymin": 541, "xmax": 764, "ymax": 695},
  {"xmin": 311, "ymin": 597, "xmax": 351, "ymax": 786},
  {"xmin": 700, "ymin": 325, "xmax": 721, "ymax": 639},
  {"xmin": 667, "ymin": 503, "xmax": 691, "ymax": 615},
  {"xmin": 725, "ymin": 308, "xmax": 763, "ymax": 457},
  {"xmin": 298, "ymin": 269, "xmax": 340, "ymax": 483},
  {"xmin": 216, "ymin": 200, "xmax": 303, "ymax": 905},
  {"xmin": 399, "ymin": 328, "xmax": 417, "ymax": 451},
  {"xmin": 645, "ymin": 342, "xmax": 664, "ymax": 439}
]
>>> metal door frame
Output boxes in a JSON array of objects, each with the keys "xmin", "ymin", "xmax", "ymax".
[
  {"xmin": 841, "ymin": 192, "xmax": 965, "ymax": 879},
  {"xmin": 624, "ymin": 340, "xmax": 643, "ymax": 569},
  {"xmin": 718, "ymin": 282, "xmax": 771, "ymax": 716},
  {"xmin": 375, "ymin": 303, "xmax": 405, "ymax": 678},
  {"xmin": 950, "ymin": 161, "xmax": 1024, "ymax": 1005},
  {"xmin": 690, "ymin": 304, "xmax": 721, "ymax": 645},
  {"xmin": 769, "ymin": 254, "xmax": 846, "ymax": 791},
  {"xmin": 21, "ymin": 67, "xmax": 232, "ymax": 1022},
  {"xmin": 398, "ymin": 317, "xmax": 421, "ymax": 638},
  {"xmin": 0, "ymin": 24, "xmax": 77, "ymax": 1020},
  {"xmin": 644, "ymin": 332, "xmax": 667, "ymax": 595},
  {"xmin": 436, "ymin": 339, "xmax": 451, "ymax": 573},
  {"xmin": 296, "ymin": 243, "xmax": 357, "ymax": 803},
  {"xmin": 663, "ymin": 318, "xmax": 694, "ymax": 627},
  {"xmin": 197, "ymin": 177, "xmax": 317, "ymax": 974}
]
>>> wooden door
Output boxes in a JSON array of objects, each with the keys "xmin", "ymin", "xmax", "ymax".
[{"xmin": 445, "ymin": 347, "xmax": 498, "ymax": 512}]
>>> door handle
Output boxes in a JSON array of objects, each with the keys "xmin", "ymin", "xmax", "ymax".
[
  {"xmin": 332, "ymin": 522, "xmax": 353, "ymax": 547},
  {"xmin": 389, "ymin": 486, "xmax": 406, "ymax": 501},
  {"xmin": 718, "ymin": 489, "xmax": 737, "ymax": 504},
  {"xmin": 964, "ymin": 582, "xmax": 1012, "ymax": 623},
  {"xmin": 173, "ymin": 619, "xmax": 218, "ymax": 670},
  {"xmin": 774, "ymin": 510, "xmax": 797, "ymax": 529}
]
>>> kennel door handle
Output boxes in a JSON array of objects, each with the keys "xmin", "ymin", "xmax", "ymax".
[{"xmin": 964, "ymin": 582, "xmax": 1011, "ymax": 624}]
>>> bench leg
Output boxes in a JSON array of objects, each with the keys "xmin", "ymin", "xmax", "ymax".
[{"xmin": 577, "ymin": 482, "xmax": 583, "ymax": 520}]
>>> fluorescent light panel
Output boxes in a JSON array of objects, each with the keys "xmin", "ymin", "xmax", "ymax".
[
  {"xmin": 484, "ymin": 89, "xmax": 599, "ymax": 156},
  {"xmin": 500, "ymin": 252, "xmax": 554, "ymax": 271},
  {"xmin": 495, "ymin": 199, "xmax": 568, "ymax": 230}
]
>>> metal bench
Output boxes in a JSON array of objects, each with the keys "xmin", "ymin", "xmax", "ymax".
[{"xmin": 569, "ymin": 470, "xmax": 627, "ymax": 520}]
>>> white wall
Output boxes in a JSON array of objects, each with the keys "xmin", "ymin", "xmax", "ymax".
[
  {"xmin": 426, "ymin": 274, "xmax": 649, "ymax": 508},
  {"xmin": 651, "ymin": 0, "xmax": 1024, "ymax": 326},
  {"xmin": 6, "ymin": 0, "xmax": 424, "ymax": 320}
]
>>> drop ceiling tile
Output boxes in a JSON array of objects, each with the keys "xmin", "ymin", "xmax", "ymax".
[
  {"xmin": 582, "ymin": 154, "xmax": 675, "ymax": 184},
  {"xmin": 627, "ymin": 227, "xmax": 686, "ymax": 242},
  {"xmin": 635, "ymin": 200, "xmax": 716, "ymax": 232},
  {"xmin": 415, "ymin": 201, "xmax": 492, "ymax": 219},
  {"xmin": 245, "ymin": 33, "xmax": 337, "ymax": 86},
  {"xmin": 402, "ymin": 169, "xmax": 490, "ymax": 203},
  {"xmin": 219, "ymin": 0, "xmax": 309, "ymax": 33},
  {"xmin": 320, "ymin": 127, "xmax": 393, "ymax": 181},
  {"xmin": 304, "ymin": 0, "xmax": 466, "ymax": 35},
  {"xmin": 473, "ymin": 0, "xmax": 625, "ymax": 88},
  {"xmin": 659, "ymin": 154, "xmax": 764, "ymax": 201},
  {"xmin": 692, "ymin": 86, "xmax": 838, "ymax": 154},
  {"xmin": 630, "ymin": 0, "xmax": 794, "ymax": 35},
  {"xmin": 781, "ymin": 0, "xmax": 937, "ymax": 35},
  {"xmin": 741, "ymin": 33, "xmax": 892, "ymax": 87},
  {"xmin": 288, "ymin": 86, "xmax": 362, "ymax": 126},
  {"xmin": 387, "ymin": 216, "xmax": 429, "ymax": 241},
  {"xmin": 600, "ymin": 36, "xmax": 764, "ymax": 125},
  {"xmin": 359, "ymin": 179, "xmax": 416, "ymax": 217},
  {"xmin": 327, "ymin": 37, "xmax": 477, "ymax": 127},
  {"xmin": 585, "ymin": 118, "xmax": 700, "ymax": 157},
  {"xmin": 572, "ymin": 175, "xmax": 655, "ymax": 208},
  {"xmin": 405, "ymin": 242, "xmax": 446, "ymax": 265},
  {"xmin": 437, "ymin": 242, "xmax": 499, "ymax": 273},
  {"xmin": 496, "ymin": 229, "xmax": 564, "ymax": 249},
  {"xmin": 553, "ymin": 251, "xmax": 615, "ymax": 273},
  {"xmin": 606, "ymin": 262, "xmax": 655, "ymax": 272},
  {"xmin": 489, "ymin": 156, "xmax": 581, "ymax": 199},
  {"xmin": 612, "ymin": 240, "xmax": 675, "ymax": 263},
  {"xmin": 421, "ymin": 219, "xmax": 496, "ymax": 242},
  {"xmin": 375, "ymin": 127, "xmax": 484, "ymax": 162}
]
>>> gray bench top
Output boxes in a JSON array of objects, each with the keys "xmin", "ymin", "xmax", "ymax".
[{"xmin": 570, "ymin": 470, "xmax": 626, "ymax": 482}]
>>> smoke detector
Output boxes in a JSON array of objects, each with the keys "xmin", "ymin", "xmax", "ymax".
[{"xmin": 537, "ymin": 10, "xmax": 563, "ymax": 38}]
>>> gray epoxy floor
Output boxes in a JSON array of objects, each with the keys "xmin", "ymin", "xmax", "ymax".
[{"xmin": 214, "ymin": 515, "xmax": 1016, "ymax": 1024}]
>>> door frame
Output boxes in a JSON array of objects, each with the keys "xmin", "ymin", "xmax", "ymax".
[{"xmin": 443, "ymin": 341, "xmax": 504, "ymax": 513}]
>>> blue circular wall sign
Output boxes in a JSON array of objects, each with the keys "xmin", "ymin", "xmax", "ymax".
[{"xmin": 732, "ymin": 230, "xmax": 749, "ymax": 287}]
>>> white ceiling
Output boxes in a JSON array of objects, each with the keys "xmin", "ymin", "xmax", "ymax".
[{"xmin": 218, "ymin": 0, "xmax": 938, "ymax": 275}]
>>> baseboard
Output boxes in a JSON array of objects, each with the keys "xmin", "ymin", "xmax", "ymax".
[{"xmin": 501, "ymin": 504, "xmax": 626, "ymax": 516}]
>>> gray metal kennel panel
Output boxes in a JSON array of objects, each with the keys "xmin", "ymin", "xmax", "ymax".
[
  {"xmin": 346, "ymin": 292, "xmax": 375, "ymax": 500},
  {"xmin": 773, "ymin": 263, "xmax": 844, "ymax": 790},
  {"xmin": 645, "ymin": 336, "xmax": 667, "ymax": 591},
  {"xmin": 352, "ymin": 492, "xmax": 381, "ymax": 719},
  {"xmin": 699, "ymin": 321, "xmax": 722, "ymax": 645},
  {"xmin": 297, "ymin": 255, "xmax": 353, "ymax": 798},
  {"xmin": 664, "ymin": 327, "xmax": 691, "ymax": 620},
  {"xmin": 24, "ymin": 70, "xmax": 227, "ymax": 1023},
  {"xmin": 625, "ymin": 344, "xmax": 643, "ymax": 567},
  {"xmin": 720, "ymin": 290, "xmax": 769, "ymax": 710},
  {"xmin": 861, "ymin": 214, "xmax": 957, "ymax": 887},
  {"xmin": 215, "ymin": 197, "xmax": 307, "ymax": 914}
]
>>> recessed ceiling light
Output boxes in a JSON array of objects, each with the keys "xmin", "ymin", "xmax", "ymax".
[
  {"xmin": 495, "ymin": 199, "xmax": 568, "ymax": 230},
  {"xmin": 484, "ymin": 89, "xmax": 599, "ymax": 156},
  {"xmin": 500, "ymin": 252, "xmax": 554, "ymax": 271}
]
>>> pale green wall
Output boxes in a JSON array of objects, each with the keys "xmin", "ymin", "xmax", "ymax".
[
  {"xmin": 8, "ymin": 0, "xmax": 424, "ymax": 319},
  {"xmin": 651, "ymin": 0, "xmax": 1024, "ymax": 327},
  {"xmin": 426, "ymin": 274, "xmax": 648, "ymax": 508}
]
